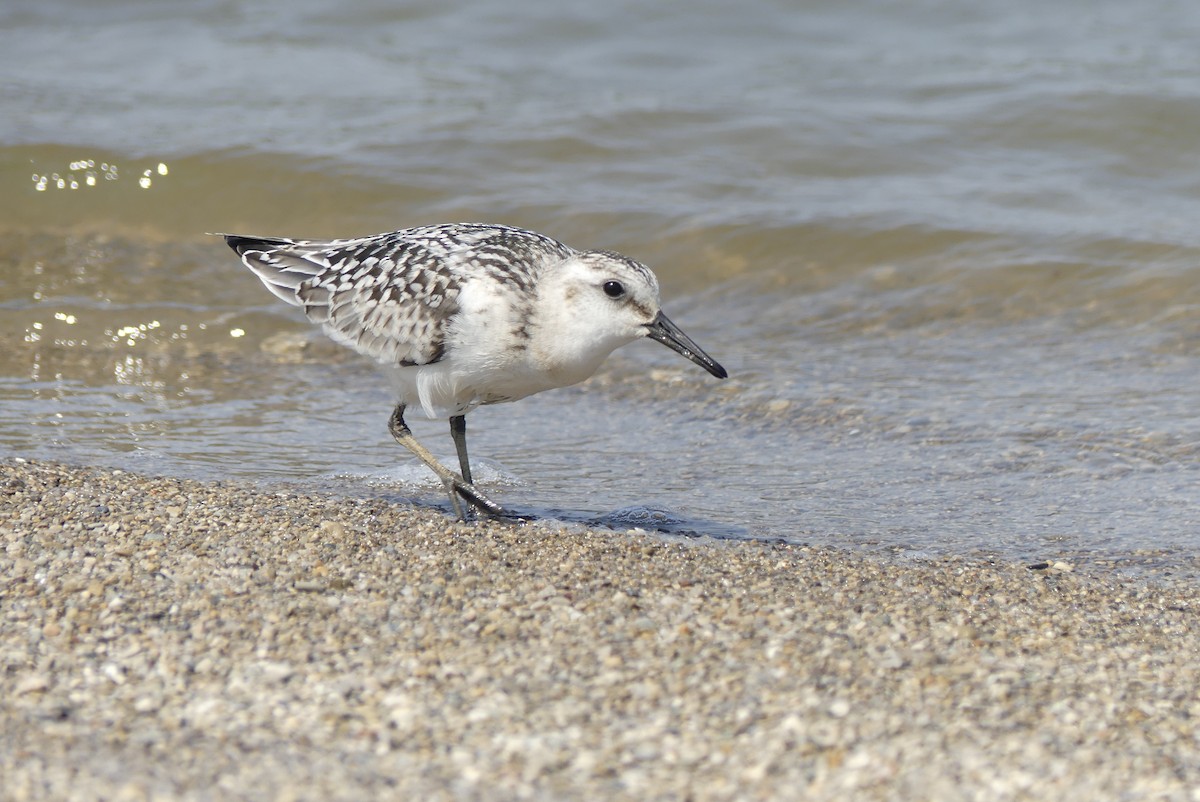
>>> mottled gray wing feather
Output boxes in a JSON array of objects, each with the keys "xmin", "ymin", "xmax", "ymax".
[
  {"xmin": 299, "ymin": 243, "xmax": 462, "ymax": 366},
  {"xmin": 226, "ymin": 225, "xmax": 573, "ymax": 367}
]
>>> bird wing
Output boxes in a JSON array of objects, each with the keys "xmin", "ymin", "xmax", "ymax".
[{"xmin": 226, "ymin": 225, "xmax": 571, "ymax": 367}]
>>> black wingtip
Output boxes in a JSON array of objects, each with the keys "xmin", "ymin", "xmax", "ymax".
[
  {"xmin": 221, "ymin": 234, "xmax": 255, "ymax": 256},
  {"xmin": 221, "ymin": 234, "xmax": 291, "ymax": 257}
]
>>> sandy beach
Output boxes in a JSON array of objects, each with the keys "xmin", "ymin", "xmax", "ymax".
[{"xmin": 2, "ymin": 458, "xmax": 1198, "ymax": 801}]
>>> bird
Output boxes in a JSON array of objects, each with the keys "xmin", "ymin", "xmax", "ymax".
[{"xmin": 222, "ymin": 223, "xmax": 728, "ymax": 518}]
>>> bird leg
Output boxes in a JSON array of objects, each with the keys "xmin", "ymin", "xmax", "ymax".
[
  {"xmin": 449, "ymin": 415, "xmax": 473, "ymax": 485},
  {"xmin": 388, "ymin": 405, "xmax": 503, "ymax": 519}
]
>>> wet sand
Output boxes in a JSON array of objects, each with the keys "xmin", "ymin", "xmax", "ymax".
[{"xmin": 2, "ymin": 459, "xmax": 1198, "ymax": 801}]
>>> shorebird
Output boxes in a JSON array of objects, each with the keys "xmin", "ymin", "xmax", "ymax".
[{"xmin": 224, "ymin": 223, "xmax": 727, "ymax": 518}]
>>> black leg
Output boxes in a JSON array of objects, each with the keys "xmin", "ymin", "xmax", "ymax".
[
  {"xmin": 449, "ymin": 414, "xmax": 472, "ymax": 485},
  {"xmin": 387, "ymin": 404, "xmax": 502, "ymax": 519}
]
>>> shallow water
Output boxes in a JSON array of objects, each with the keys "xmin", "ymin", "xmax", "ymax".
[{"xmin": 2, "ymin": 0, "xmax": 1198, "ymax": 570}]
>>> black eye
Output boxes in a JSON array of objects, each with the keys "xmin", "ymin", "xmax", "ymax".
[{"xmin": 603, "ymin": 280, "xmax": 625, "ymax": 299}]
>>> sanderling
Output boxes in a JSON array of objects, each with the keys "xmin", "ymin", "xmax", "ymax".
[{"xmin": 223, "ymin": 223, "xmax": 727, "ymax": 518}]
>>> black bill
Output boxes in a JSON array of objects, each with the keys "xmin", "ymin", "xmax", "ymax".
[{"xmin": 645, "ymin": 311, "xmax": 728, "ymax": 379}]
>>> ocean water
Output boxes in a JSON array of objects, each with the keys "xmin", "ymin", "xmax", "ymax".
[{"xmin": 2, "ymin": 0, "xmax": 1198, "ymax": 571}]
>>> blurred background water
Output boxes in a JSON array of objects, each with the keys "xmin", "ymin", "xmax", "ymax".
[{"xmin": 2, "ymin": 0, "xmax": 1198, "ymax": 571}]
